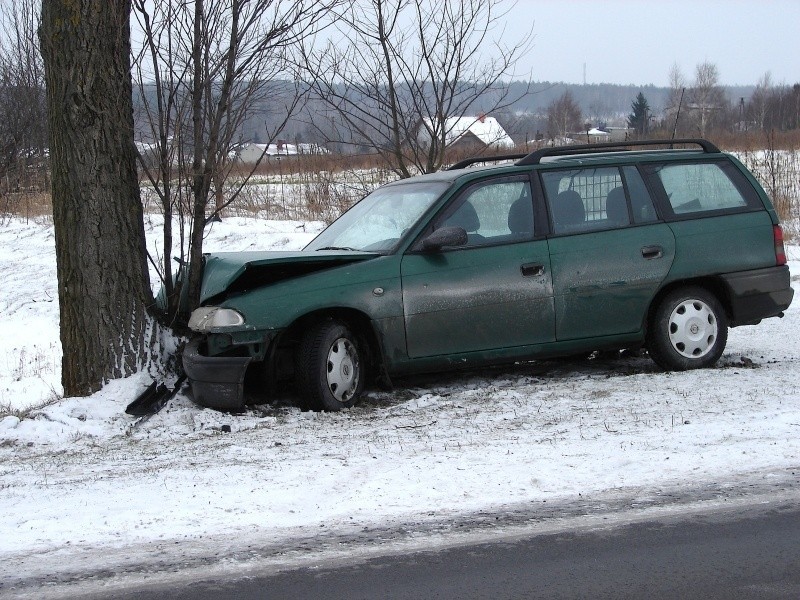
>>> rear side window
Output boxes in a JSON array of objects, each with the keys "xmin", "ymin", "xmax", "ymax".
[
  {"xmin": 645, "ymin": 160, "xmax": 761, "ymax": 217},
  {"xmin": 541, "ymin": 167, "xmax": 630, "ymax": 234}
]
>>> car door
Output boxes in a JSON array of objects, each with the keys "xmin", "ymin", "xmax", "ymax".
[
  {"xmin": 401, "ymin": 175, "xmax": 555, "ymax": 358},
  {"xmin": 542, "ymin": 165, "xmax": 676, "ymax": 341}
]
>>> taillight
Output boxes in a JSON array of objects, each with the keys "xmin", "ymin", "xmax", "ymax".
[{"xmin": 774, "ymin": 225, "xmax": 787, "ymax": 266}]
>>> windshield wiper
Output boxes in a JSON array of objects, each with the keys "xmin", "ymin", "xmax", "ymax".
[{"xmin": 315, "ymin": 246, "xmax": 360, "ymax": 251}]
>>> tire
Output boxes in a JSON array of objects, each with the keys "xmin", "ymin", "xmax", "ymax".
[
  {"xmin": 647, "ymin": 286, "xmax": 728, "ymax": 371},
  {"xmin": 295, "ymin": 319, "xmax": 364, "ymax": 411}
]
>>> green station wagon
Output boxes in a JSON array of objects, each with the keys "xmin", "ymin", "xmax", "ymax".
[{"xmin": 182, "ymin": 139, "xmax": 794, "ymax": 411}]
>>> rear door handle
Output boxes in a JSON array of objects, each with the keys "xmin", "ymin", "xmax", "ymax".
[
  {"xmin": 641, "ymin": 245, "xmax": 663, "ymax": 260},
  {"xmin": 521, "ymin": 263, "xmax": 545, "ymax": 277}
]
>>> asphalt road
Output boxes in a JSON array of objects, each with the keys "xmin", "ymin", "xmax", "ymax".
[{"xmin": 120, "ymin": 502, "xmax": 800, "ymax": 600}]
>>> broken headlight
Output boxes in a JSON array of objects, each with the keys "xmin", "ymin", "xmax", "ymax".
[{"xmin": 188, "ymin": 306, "xmax": 245, "ymax": 332}]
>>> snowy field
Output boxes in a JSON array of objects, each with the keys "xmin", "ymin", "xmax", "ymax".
[{"xmin": 0, "ymin": 215, "xmax": 799, "ymax": 595}]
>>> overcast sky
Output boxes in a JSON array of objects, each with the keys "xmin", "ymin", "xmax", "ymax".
[{"xmin": 499, "ymin": 0, "xmax": 799, "ymax": 86}]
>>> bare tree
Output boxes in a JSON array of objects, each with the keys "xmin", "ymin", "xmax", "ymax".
[
  {"xmin": 767, "ymin": 83, "xmax": 800, "ymax": 132},
  {"xmin": 748, "ymin": 71, "xmax": 773, "ymax": 131},
  {"xmin": 0, "ymin": 0, "xmax": 46, "ymax": 191},
  {"xmin": 303, "ymin": 0, "xmax": 533, "ymax": 177},
  {"xmin": 40, "ymin": 0, "xmax": 155, "ymax": 396},
  {"xmin": 754, "ymin": 83, "xmax": 800, "ymax": 133},
  {"xmin": 688, "ymin": 61, "xmax": 726, "ymax": 137},
  {"xmin": 665, "ymin": 62, "xmax": 686, "ymax": 137},
  {"xmin": 546, "ymin": 90, "xmax": 582, "ymax": 141},
  {"xmin": 132, "ymin": 0, "xmax": 337, "ymax": 323}
]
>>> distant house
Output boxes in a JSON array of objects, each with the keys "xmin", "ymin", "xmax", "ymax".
[
  {"xmin": 236, "ymin": 141, "xmax": 328, "ymax": 164},
  {"xmin": 560, "ymin": 127, "xmax": 615, "ymax": 145},
  {"xmin": 417, "ymin": 114, "xmax": 516, "ymax": 151},
  {"xmin": 603, "ymin": 127, "xmax": 633, "ymax": 142},
  {"xmin": 587, "ymin": 127, "xmax": 610, "ymax": 137},
  {"xmin": 135, "ymin": 140, "xmax": 158, "ymax": 155},
  {"xmin": 576, "ymin": 127, "xmax": 611, "ymax": 144}
]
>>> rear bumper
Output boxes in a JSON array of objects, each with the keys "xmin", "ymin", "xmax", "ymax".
[
  {"xmin": 182, "ymin": 338, "xmax": 252, "ymax": 411},
  {"xmin": 721, "ymin": 265, "xmax": 794, "ymax": 326}
]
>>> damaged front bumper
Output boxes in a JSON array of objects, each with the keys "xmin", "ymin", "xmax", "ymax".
[{"xmin": 182, "ymin": 337, "xmax": 252, "ymax": 411}]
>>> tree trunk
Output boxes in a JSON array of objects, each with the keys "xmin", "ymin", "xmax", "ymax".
[{"xmin": 40, "ymin": 0, "xmax": 154, "ymax": 396}]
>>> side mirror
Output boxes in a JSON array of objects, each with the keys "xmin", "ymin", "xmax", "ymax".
[{"xmin": 421, "ymin": 226, "xmax": 468, "ymax": 251}]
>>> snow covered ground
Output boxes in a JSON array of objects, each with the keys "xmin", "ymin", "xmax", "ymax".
[{"xmin": 0, "ymin": 215, "xmax": 799, "ymax": 596}]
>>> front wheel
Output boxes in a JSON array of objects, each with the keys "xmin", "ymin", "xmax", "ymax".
[
  {"xmin": 647, "ymin": 287, "xmax": 728, "ymax": 371},
  {"xmin": 295, "ymin": 320, "xmax": 365, "ymax": 411}
]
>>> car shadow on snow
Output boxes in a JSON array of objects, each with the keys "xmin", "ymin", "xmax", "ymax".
[
  {"xmin": 375, "ymin": 350, "xmax": 661, "ymax": 400},
  {"xmin": 240, "ymin": 349, "xmax": 678, "ymax": 416},
  {"xmin": 227, "ymin": 349, "xmax": 764, "ymax": 419}
]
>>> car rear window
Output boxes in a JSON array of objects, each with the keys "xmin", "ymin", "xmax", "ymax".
[{"xmin": 644, "ymin": 160, "xmax": 762, "ymax": 217}]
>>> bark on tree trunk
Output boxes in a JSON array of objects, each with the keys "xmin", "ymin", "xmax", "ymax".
[{"xmin": 40, "ymin": 0, "xmax": 154, "ymax": 397}]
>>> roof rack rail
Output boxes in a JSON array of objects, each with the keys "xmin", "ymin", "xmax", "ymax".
[
  {"xmin": 515, "ymin": 138, "xmax": 721, "ymax": 166},
  {"xmin": 447, "ymin": 153, "xmax": 528, "ymax": 171}
]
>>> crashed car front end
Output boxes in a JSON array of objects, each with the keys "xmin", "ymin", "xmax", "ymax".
[
  {"xmin": 182, "ymin": 305, "xmax": 276, "ymax": 411},
  {"xmin": 180, "ymin": 250, "xmax": 382, "ymax": 411},
  {"xmin": 179, "ymin": 178, "xmax": 452, "ymax": 411}
]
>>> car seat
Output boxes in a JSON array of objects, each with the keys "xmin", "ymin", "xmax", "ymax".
[
  {"xmin": 605, "ymin": 187, "xmax": 629, "ymax": 226},
  {"xmin": 507, "ymin": 195, "xmax": 534, "ymax": 237},
  {"xmin": 552, "ymin": 190, "xmax": 585, "ymax": 232},
  {"xmin": 442, "ymin": 201, "xmax": 483, "ymax": 243}
]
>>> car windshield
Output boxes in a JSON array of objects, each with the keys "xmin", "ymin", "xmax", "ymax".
[{"xmin": 304, "ymin": 180, "xmax": 450, "ymax": 253}]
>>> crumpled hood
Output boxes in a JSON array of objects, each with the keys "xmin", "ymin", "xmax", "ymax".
[{"xmin": 199, "ymin": 250, "xmax": 378, "ymax": 304}]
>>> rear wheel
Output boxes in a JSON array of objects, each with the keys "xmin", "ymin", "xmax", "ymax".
[
  {"xmin": 295, "ymin": 320, "xmax": 364, "ymax": 411},
  {"xmin": 648, "ymin": 287, "xmax": 728, "ymax": 371}
]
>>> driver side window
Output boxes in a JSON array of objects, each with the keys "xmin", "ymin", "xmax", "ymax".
[{"xmin": 437, "ymin": 178, "xmax": 534, "ymax": 247}]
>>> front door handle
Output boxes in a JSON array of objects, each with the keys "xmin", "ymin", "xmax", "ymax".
[
  {"xmin": 521, "ymin": 263, "xmax": 545, "ymax": 277},
  {"xmin": 641, "ymin": 245, "xmax": 663, "ymax": 260}
]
